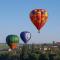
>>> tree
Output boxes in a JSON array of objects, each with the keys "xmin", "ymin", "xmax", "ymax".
[
  {"xmin": 48, "ymin": 53, "xmax": 56, "ymax": 60},
  {"xmin": 39, "ymin": 53, "xmax": 48, "ymax": 60},
  {"xmin": 20, "ymin": 44, "xmax": 29, "ymax": 60},
  {"xmin": 28, "ymin": 53, "xmax": 40, "ymax": 60}
]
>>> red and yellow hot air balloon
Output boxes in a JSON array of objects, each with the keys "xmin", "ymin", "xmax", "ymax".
[{"xmin": 30, "ymin": 9, "xmax": 48, "ymax": 33}]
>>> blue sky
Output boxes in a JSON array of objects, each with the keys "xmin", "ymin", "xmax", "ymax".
[{"xmin": 0, "ymin": 0, "xmax": 60, "ymax": 44}]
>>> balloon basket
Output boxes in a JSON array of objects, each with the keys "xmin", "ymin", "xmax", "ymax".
[{"xmin": 38, "ymin": 30, "xmax": 40, "ymax": 33}]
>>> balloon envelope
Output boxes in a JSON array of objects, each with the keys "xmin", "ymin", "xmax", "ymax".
[
  {"xmin": 6, "ymin": 35, "xmax": 19, "ymax": 49},
  {"xmin": 30, "ymin": 9, "xmax": 48, "ymax": 32},
  {"xmin": 20, "ymin": 31, "xmax": 31, "ymax": 43}
]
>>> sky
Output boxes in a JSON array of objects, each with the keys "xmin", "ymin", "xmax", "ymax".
[{"xmin": 0, "ymin": 0, "xmax": 60, "ymax": 44}]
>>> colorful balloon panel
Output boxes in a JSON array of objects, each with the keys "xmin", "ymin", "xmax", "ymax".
[
  {"xmin": 30, "ymin": 9, "xmax": 48, "ymax": 32},
  {"xmin": 10, "ymin": 43, "xmax": 17, "ymax": 49}
]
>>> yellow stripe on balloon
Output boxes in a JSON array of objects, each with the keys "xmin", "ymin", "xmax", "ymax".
[
  {"xmin": 35, "ymin": 9, "xmax": 37, "ymax": 12},
  {"xmin": 45, "ymin": 12, "xmax": 48, "ymax": 17},
  {"xmin": 37, "ymin": 11, "xmax": 41, "ymax": 14}
]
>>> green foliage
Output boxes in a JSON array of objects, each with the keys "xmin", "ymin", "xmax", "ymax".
[
  {"xmin": 28, "ymin": 53, "xmax": 40, "ymax": 60},
  {"xmin": 39, "ymin": 53, "xmax": 48, "ymax": 60},
  {"xmin": 0, "ymin": 44, "xmax": 60, "ymax": 60}
]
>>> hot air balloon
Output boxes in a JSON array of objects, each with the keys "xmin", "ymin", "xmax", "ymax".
[
  {"xmin": 20, "ymin": 31, "xmax": 31, "ymax": 44},
  {"xmin": 30, "ymin": 9, "xmax": 48, "ymax": 33},
  {"xmin": 6, "ymin": 35, "xmax": 19, "ymax": 49}
]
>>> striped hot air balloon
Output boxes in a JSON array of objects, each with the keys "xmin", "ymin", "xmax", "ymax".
[{"xmin": 6, "ymin": 35, "xmax": 19, "ymax": 49}]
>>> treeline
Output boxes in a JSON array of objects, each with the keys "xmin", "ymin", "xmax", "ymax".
[{"xmin": 0, "ymin": 44, "xmax": 60, "ymax": 60}]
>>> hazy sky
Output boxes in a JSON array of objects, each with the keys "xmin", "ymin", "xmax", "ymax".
[{"xmin": 0, "ymin": 0, "xmax": 60, "ymax": 44}]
